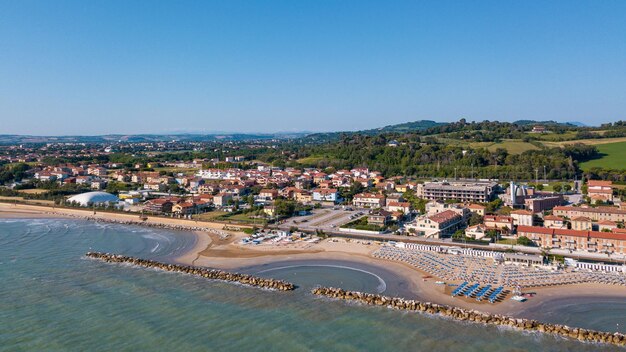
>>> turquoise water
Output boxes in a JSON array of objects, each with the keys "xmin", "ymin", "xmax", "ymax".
[{"xmin": 0, "ymin": 219, "xmax": 623, "ymax": 351}]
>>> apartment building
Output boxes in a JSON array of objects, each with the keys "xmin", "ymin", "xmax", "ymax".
[
  {"xmin": 353, "ymin": 193, "xmax": 386, "ymax": 208},
  {"xmin": 553, "ymin": 206, "xmax": 626, "ymax": 223},
  {"xmin": 406, "ymin": 210, "xmax": 463, "ymax": 238},
  {"xmin": 517, "ymin": 226, "xmax": 626, "ymax": 255},
  {"xmin": 422, "ymin": 181, "xmax": 497, "ymax": 203},
  {"xmin": 524, "ymin": 195, "xmax": 563, "ymax": 212}
]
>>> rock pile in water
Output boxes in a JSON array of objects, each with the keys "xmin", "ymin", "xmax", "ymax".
[
  {"xmin": 312, "ymin": 287, "xmax": 626, "ymax": 347},
  {"xmin": 86, "ymin": 252, "xmax": 295, "ymax": 291}
]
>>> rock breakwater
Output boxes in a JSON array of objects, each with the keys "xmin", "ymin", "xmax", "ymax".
[
  {"xmin": 86, "ymin": 252, "xmax": 295, "ymax": 291},
  {"xmin": 312, "ymin": 287, "xmax": 626, "ymax": 347},
  {"xmin": 51, "ymin": 212, "xmax": 233, "ymax": 237}
]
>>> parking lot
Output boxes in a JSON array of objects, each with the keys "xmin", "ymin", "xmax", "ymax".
[{"xmin": 279, "ymin": 207, "xmax": 364, "ymax": 232}]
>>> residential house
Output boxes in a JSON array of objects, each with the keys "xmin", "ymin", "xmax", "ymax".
[
  {"xmin": 465, "ymin": 224, "xmax": 489, "ymax": 240},
  {"xmin": 312, "ymin": 188, "xmax": 340, "ymax": 203},
  {"xmin": 353, "ymin": 193, "xmax": 386, "ymax": 208},
  {"xmin": 587, "ymin": 180, "xmax": 614, "ymax": 203},
  {"xmin": 510, "ymin": 209, "xmax": 534, "ymax": 227},
  {"xmin": 213, "ymin": 193, "xmax": 233, "ymax": 207},
  {"xmin": 143, "ymin": 199, "xmax": 173, "ymax": 214},
  {"xmin": 544, "ymin": 215, "xmax": 567, "ymax": 229},
  {"xmin": 91, "ymin": 179, "xmax": 107, "ymax": 190},
  {"xmin": 258, "ymin": 189, "xmax": 279, "ymax": 201},
  {"xmin": 295, "ymin": 190, "xmax": 313, "ymax": 204},
  {"xmin": 484, "ymin": 215, "xmax": 514, "ymax": 233},
  {"xmin": 467, "ymin": 204, "xmax": 486, "ymax": 216},
  {"xmin": 173, "ymin": 202, "xmax": 196, "ymax": 216},
  {"xmin": 598, "ymin": 220, "xmax": 618, "ymax": 232},
  {"xmin": 263, "ymin": 205, "xmax": 276, "ymax": 217},
  {"xmin": 368, "ymin": 210, "xmax": 392, "ymax": 226},
  {"xmin": 571, "ymin": 216, "xmax": 593, "ymax": 231},
  {"xmin": 386, "ymin": 201, "xmax": 412, "ymax": 214}
]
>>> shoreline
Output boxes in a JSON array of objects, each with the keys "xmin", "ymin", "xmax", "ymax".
[
  {"xmin": 2, "ymin": 204, "xmax": 626, "ymax": 321},
  {"xmin": 0, "ymin": 202, "xmax": 238, "ymax": 231}
]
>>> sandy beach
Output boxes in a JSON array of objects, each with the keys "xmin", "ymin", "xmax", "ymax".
[
  {"xmin": 0, "ymin": 202, "xmax": 235, "ymax": 230},
  {"xmin": 2, "ymin": 202, "xmax": 626, "ymax": 319},
  {"xmin": 175, "ymin": 226, "xmax": 626, "ymax": 316}
]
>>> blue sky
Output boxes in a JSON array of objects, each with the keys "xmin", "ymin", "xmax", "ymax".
[{"xmin": 1, "ymin": 0, "xmax": 626, "ymax": 135}]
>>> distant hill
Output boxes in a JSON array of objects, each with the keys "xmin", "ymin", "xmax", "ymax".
[
  {"xmin": 360, "ymin": 120, "xmax": 446, "ymax": 134},
  {"xmin": 302, "ymin": 120, "xmax": 449, "ymax": 143},
  {"xmin": 0, "ymin": 118, "xmax": 594, "ymax": 145},
  {"xmin": 512, "ymin": 120, "xmax": 579, "ymax": 127}
]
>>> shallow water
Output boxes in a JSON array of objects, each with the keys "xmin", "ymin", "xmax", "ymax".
[{"xmin": 0, "ymin": 219, "xmax": 623, "ymax": 351}]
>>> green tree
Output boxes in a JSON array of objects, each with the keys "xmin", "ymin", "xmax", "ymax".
[
  {"xmin": 452, "ymin": 229, "xmax": 465, "ymax": 239},
  {"xmin": 468, "ymin": 213, "xmax": 483, "ymax": 226},
  {"xmin": 485, "ymin": 198, "xmax": 503, "ymax": 213},
  {"xmin": 516, "ymin": 236, "xmax": 532, "ymax": 246},
  {"xmin": 274, "ymin": 199, "xmax": 296, "ymax": 217}
]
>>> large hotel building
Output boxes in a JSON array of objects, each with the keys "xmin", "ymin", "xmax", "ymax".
[{"xmin": 418, "ymin": 181, "xmax": 498, "ymax": 203}]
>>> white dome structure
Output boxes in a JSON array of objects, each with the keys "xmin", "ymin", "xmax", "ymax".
[{"xmin": 67, "ymin": 191, "xmax": 119, "ymax": 206}]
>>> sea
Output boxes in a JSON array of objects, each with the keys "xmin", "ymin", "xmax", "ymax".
[{"xmin": 1, "ymin": 218, "xmax": 624, "ymax": 352}]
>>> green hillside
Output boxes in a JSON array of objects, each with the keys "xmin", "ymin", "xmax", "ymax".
[{"xmin": 579, "ymin": 141, "xmax": 626, "ymax": 170}]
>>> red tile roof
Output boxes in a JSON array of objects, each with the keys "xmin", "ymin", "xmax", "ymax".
[
  {"xmin": 588, "ymin": 180, "xmax": 613, "ymax": 187},
  {"xmin": 544, "ymin": 215, "xmax": 563, "ymax": 221},
  {"xmin": 517, "ymin": 226, "xmax": 626, "ymax": 241},
  {"xmin": 554, "ymin": 206, "xmax": 626, "ymax": 215},
  {"xmin": 517, "ymin": 225, "xmax": 553, "ymax": 235},
  {"xmin": 428, "ymin": 210, "xmax": 461, "ymax": 223}
]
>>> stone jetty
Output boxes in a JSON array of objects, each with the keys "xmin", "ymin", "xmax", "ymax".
[
  {"xmin": 51, "ymin": 212, "xmax": 233, "ymax": 238},
  {"xmin": 86, "ymin": 252, "xmax": 295, "ymax": 291},
  {"xmin": 312, "ymin": 287, "xmax": 626, "ymax": 347}
]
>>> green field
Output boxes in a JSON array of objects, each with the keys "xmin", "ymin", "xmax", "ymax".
[
  {"xmin": 541, "ymin": 136, "xmax": 626, "ymax": 148},
  {"xmin": 486, "ymin": 140, "xmax": 540, "ymax": 154},
  {"xmin": 528, "ymin": 131, "xmax": 579, "ymax": 141},
  {"xmin": 296, "ymin": 155, "xmax": 329, "ymax": 165},
  {"xmin": 463, "ymin": 139, "xmax": 540, "ymax": 154},
  {"xmin": 444, "ymin": 138, "xmax": 540, "ymax": 154},
  {"xmin": 579, "ymin": 141, "xmax": 626, "ymax": 170}
]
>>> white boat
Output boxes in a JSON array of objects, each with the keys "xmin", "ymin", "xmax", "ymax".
[
  {"xmin": 511, "ymin": 295, "xmax": 527, "ymax": 302},
  {"xmin": 435, "ymin": 281, "xmax": 446, "ymax": 285}
]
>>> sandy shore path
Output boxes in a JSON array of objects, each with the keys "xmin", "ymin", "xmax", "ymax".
[{"xmin": 0, "ymin": 202, "xmax": 238, "ymax": 230}]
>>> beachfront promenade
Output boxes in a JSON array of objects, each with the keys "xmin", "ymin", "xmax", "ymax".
[
  {"xmin": 373, "ymin": 246, "xmax": 626, "ymax": 289},
  {"xmin": 290, "ymin": 225, "xmax": 626, "ymax": 265}
]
